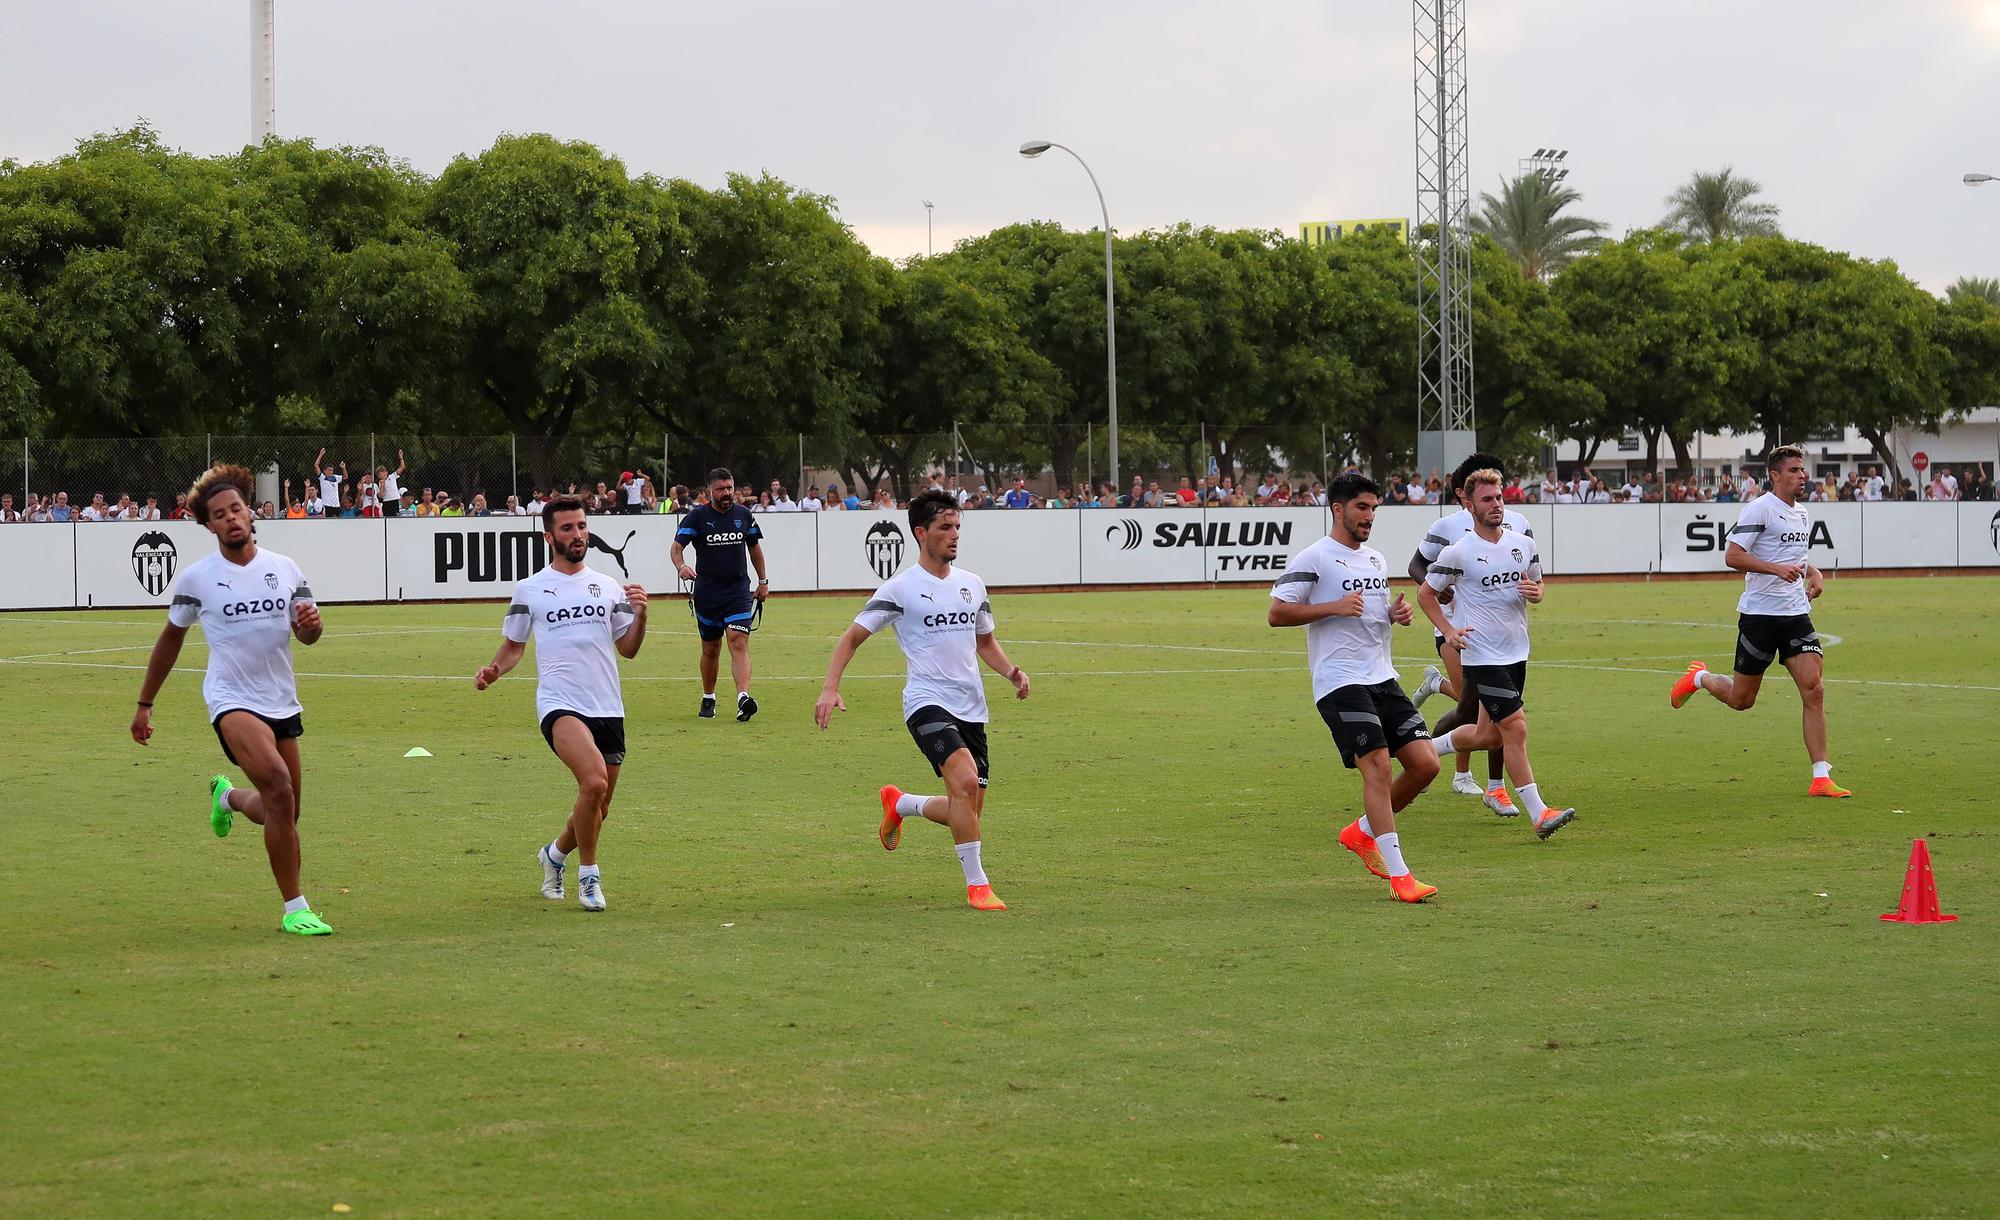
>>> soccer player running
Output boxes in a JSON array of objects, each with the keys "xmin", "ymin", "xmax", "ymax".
[
  {"xmin": 1416, "ymin": 469, "xmax": 1577, "ymax": 841},
  {"xmin": 1670, "ymin": 444, "xmax": 1848, "ymax": 797},
  {"xmin": 1270, "ymin": 473, "xmax": 1443, "ymax": 903},
  {"xmin": 672, "ymin": 468, "xmax": 768, "ymax": 722},
  {"xmin": 814, "ymin": 491, "xmax": 1030, "ymax": 912},
  {"xmin": 476, "ymin": 496, "xmax": 649, "ymax": 912},
  {"xmin": 129, "ymin": 464, "xmax": 331, "ymax": 936},
  {"xmin": 1407, "ymin": 452, "xmax": 1537, "ymax": 814}
]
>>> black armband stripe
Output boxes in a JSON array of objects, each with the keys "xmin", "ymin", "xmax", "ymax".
[
  {"xmin": 1273, "ymin": 572, "xmax": 1316, "ymax": 587},
  {"xmin": 862, "ymin": 599, "xmax": 901, "ymax": 614}
]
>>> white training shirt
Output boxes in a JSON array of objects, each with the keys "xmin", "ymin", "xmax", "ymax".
[
  {"xmin": 1424, "ymin": 528, "xmax": 1541, "ymax": 666},
  {"xmin": 1729, "ymin": 493, "xmax": 1812, "ymax": 617},
  {"xmin": 1418, "ymin": 507, "xmax": 1534, "ymax": 628},
  {"xmin": 166, "ymin": 548, "xmax": 313, "ymax": 721},
  {"xmin": 853, "ymin": 564, "xmax": 994, "ymax": 722},
  {"xmin": 317, "ymin": 470, "xmax": 343, "ymax": 506},
  {"xmin": 501, "ymin": 564, "xmax": 636, "ymax": 721},
  {"xmin": 380, "ymin": 472, "xmax": 401, "ymax": 503},
  {"xmin": 1271, "ymin": 535, "xmax": 1398, "ymax": 701}
]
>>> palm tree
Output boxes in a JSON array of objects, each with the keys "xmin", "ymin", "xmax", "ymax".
[
  {"xmin": 1660, "ymin": 168, "xmax": 1781, "ymax": 240},
  {"xmin": 1947, "ymin": 275, "xmax": 2000, "ymax": 307},
  {"xmin": 1470, "ymin": 173, "xmax": 1607, "ymax": 279}
]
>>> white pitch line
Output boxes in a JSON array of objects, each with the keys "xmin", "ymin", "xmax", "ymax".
[{"xmin": 0, "ymin": 657, "xmax": 1302, "ymax": 682}]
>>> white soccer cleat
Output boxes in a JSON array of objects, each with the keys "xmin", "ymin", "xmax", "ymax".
[
  {"xmin": 1412, "ymin": 665, "xmax": 1445, "ymax": 708},
  {"xmin": 538, "ymin": 845, "xmax": 565, "ymax": 901},
  {"xmin": 578, "ymin": 872, "xmax": 606, "ymax": 912},
  {"xmin": 1451, "ymin": 772, "xmax": 1485, "ymax": 796}
]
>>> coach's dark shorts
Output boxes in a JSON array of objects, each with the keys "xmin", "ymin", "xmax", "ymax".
[
  {"xmin": 1735, "ymin": 613, "xmax": 1821, "ymax": 677},
  {"xmin": 541, "ymin": 710, "xmax": 627, "ymax": 767},
  {"xmin": 693, "ymin": 589, "xmax": 756, "ymax": 642},
  {"xmin": 1462, "ymin": 660, "xmax": 1528, "ymax": 721},
  {"xmin": 906, "ymin": 705, "xmax": 990, "ymax": 788},
  {"xmin": 212, "ymin": 708, "xmax": 304, "ymax": 768},
  {"xmin": 1315, "ymin": 680, "xmax": 1430, "ymax": 769}
]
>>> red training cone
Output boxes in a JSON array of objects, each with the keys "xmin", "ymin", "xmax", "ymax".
[{"xmin": 1880, "ymin": 838, "xmax": 1959, "ymax": 925}]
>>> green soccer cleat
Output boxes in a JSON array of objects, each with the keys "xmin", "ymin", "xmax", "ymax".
[
  {"xmin": 209, "ymin": 775, "xmax": 234, "ymax": 838},
  {"xmin": 281, "ymin": 909, "xmax": 334, "ymax": 936}
]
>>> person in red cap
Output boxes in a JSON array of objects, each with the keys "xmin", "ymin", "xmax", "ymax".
[{"xmin": 617, "ymin": 470, "xmax": 650, "ymax": 516}]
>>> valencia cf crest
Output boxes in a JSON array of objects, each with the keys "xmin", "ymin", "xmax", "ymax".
[
  {"xmin": 1369, "ymin": 553, "xmax": 1383, "ymax": 570},
  {"xmin": 264, "ymin": 571, "xmax": 281, "ymax": 590},
  {"xmin": 1510, "ymin": 547, "xmax": 1523, "ymax": 563},
  {"xmin": 131, "ymin": 531, "xmax": 177, "ymax": 597},
  {"xmin": 959, "ymin": 586, "xmax": 973, "ymax": 603},
  {"xmin": 864, "ymin": 521, "xmax": 905, "ymax": 580},
  {"xmin": 587, "ymin": 582, "xmax": 602, "ymax": 597}
]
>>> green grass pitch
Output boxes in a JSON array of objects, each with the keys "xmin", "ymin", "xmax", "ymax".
[{"xmin": 1, "ymin": 577, "xmax": 1995, "ymax": 1218}]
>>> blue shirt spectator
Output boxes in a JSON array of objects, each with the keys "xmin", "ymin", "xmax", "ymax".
[{"xmin": 1003, "ymin": 478, "xmax": 1034, "ymax": 509}]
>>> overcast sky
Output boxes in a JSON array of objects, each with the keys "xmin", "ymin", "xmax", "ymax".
[{"xmin": 4, "ymin": 1, "xmax": 1999, "ymax": 290}]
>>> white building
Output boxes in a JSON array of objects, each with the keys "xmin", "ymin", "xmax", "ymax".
[{"xmin": 1549, "ymin": 407, "xmax": 2000, "ymax": 488}]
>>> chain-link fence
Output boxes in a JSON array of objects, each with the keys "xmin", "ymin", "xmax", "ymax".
[{"xmin": 0, "ymin": 426, "xmax": 1353, "ymax": 515}]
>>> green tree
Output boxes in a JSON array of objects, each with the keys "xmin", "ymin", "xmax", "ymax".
[
  {"xmin": 1471, "ymin": 173, "xmax": 1606, "ymax": 280},
  {"xmin": 656, "ymin": 172, "xmax": 883, "ymax": 490},
  {"xmin": 1947, "ymin": 276, "xmax": 2000, "ymax": 308},
  {"xmin": 1660, "ymin": 167, "xmax": 1781, "ymax": 241},
  {"xmin": 425, "ymin": 134, "xmax": 691, "ymax": 481}
]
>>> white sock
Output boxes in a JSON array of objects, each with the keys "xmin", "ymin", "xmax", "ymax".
[
  {"xmin": 1374, "ymin": 831, "xmax": 1411, "ymax": 878},
  {"xmin": 702, "ymin": 691, "xmax": 715, "ymax": 701},
  {"xmin": 1696, "ymin": 670, "xmax": 1720, "ymax": 692},
  {"xmin": 1518, "ymin": 783, "xmax": 1548, "ymax": 817},
  {"xmin": 579, "ymin": 863, "xmax": 600, "ymax": 880},
  {"xmin": 738, "ymin": 690, "xmax": 752, "ymax": 702},
  {"xmin": 225, "ymin": 788, "xmax": 247, "ymax": 812},
  {"xmin": 1354, "ymin": 813, "xmax": 1374, "ymax": 837},
  {"xmin": 1812, "ymin": 761, "xmax": 1832, "ymax": 780},
  {"xmin": 283, "ymin": 895, "xmax": 310, "ymax": 914},
  {"xmin": 1432, "ymin": 728, "xmax": 1457, "ymax": 759},
  {"xmin": 954, "ymin": 840, "xmax": 988, "ymax": 886},
  {"xmin": 895, "ymin": 793, "xmax": 931, "ymax": 819},
  {"xmin": 546, "ymin": 841, "xmax": 567, "ymax": 864}
]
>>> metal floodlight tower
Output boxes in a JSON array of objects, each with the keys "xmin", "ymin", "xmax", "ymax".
[
  {"xmin": 1519, "ymin": 147, "xmax": 1570, "ymax": 184},
  {"xmin": 1413, "ymin": 0, "xmax": 1475, "ymax": 479},
  {"xmin": 250, "ymin": 0, "xmax": 276, "ymax": 142}
]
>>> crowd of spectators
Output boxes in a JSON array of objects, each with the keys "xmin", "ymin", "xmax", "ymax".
[{"xmin": 2, "ymin": 457, "xmax": 1988, "ymax": 525}]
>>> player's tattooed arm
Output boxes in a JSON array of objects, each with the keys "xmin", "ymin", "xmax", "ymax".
[
  {"xmin": 749, "ymin": 541, "xmax": 769, "ymax": 601},
  {"xmin": 130, "ymin": 623, "xmax": 190, "ymax": 743}
]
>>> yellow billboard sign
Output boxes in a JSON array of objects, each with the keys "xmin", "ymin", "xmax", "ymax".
[{"xmin": 1299, "ymin": 218, "xmax": 1408, "ymax": 246}]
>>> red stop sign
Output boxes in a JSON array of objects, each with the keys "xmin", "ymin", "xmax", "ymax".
[{"xmin": 1912, "ymin": 451, "xmax": 1929, "ymax": 471}]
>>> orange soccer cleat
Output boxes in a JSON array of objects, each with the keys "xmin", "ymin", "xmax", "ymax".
[
  {"xmin": 1483, "ymin": 787, "xmax": 1518, "ymax": 817},
  {"xmin": 877, "ymin": 785, "xmax": 904, "ymax": 851},
  {"xmin": 967, "ymin": 883, "xmax": 1008, "ymax": 911},
  {"xmin": 1808, "ymin": 776, "xmax": 1852, "ymax": 799},
  {"xmin": 1389, "ymin": 873, "xmax": 1438, "ymax": 903},
  {"xmin": 1337, "ymin": 820, "xmax": 1390, "ymax": 879},
  {"xmin": 1670, "ymin": 661, "xmax": 1708, "ymax": 709}
]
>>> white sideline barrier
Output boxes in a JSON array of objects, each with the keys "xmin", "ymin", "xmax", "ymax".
[
  {"xmin": 1960, "ymin": 501, "xmax": 2000, "ymax": 567},
  {"xmin": 3, "ymin": 504, "xmax": 1993, "ymax": 611}
]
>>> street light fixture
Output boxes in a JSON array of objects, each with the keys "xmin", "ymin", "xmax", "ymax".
[
  {"xmin": 1019, "ymin": 139, "xmax": 1119, "ymax": 491},
  {"xmin": 923, "ymin": 200, "xmax": 934, "ymax": 257}
]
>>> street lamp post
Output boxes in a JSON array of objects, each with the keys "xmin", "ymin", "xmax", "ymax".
[
  {"xmin": 1020, "ymin": 139, "xmax": 1118, "ymax": 492},
  {"xmin": 923, "ymin": 200, "xmax": 934, "ymax": 257}
]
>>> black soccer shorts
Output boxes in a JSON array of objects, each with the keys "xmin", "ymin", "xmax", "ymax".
[
  {"xmin": 1734, "ymin": 613, "xmax": 1821, "ymax": 677},
  {"xmin": 541, "ymin": 710, "xmax": 628, "ymax": 767},
  {"xmin": 211, "ymin": 708, "xmax": 304, "ymax": 768},
  {"xmin": 905, "ymin": 705, "xmax": 990, "ymax": 788},
  {"xmin": 1315, "ymin": 680, "xmax": 1430, "ymax": 769},
  {"xmin": 693, "ymin": 589, "xmax": 756, "ymax": 642},
  {"xmin": 1461, "ymin": 660, "xmax": 1528, "ymax": 722}
]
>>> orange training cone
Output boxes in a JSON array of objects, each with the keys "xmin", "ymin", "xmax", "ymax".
[{"xmin": 1880, "ymin": 838, "xmax": 1959, "ymax": 925}]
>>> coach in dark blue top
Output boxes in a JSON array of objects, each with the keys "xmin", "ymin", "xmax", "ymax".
[{"xmin": 672, "ymin": 467, "xmax": 769, "ymax": 721}]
